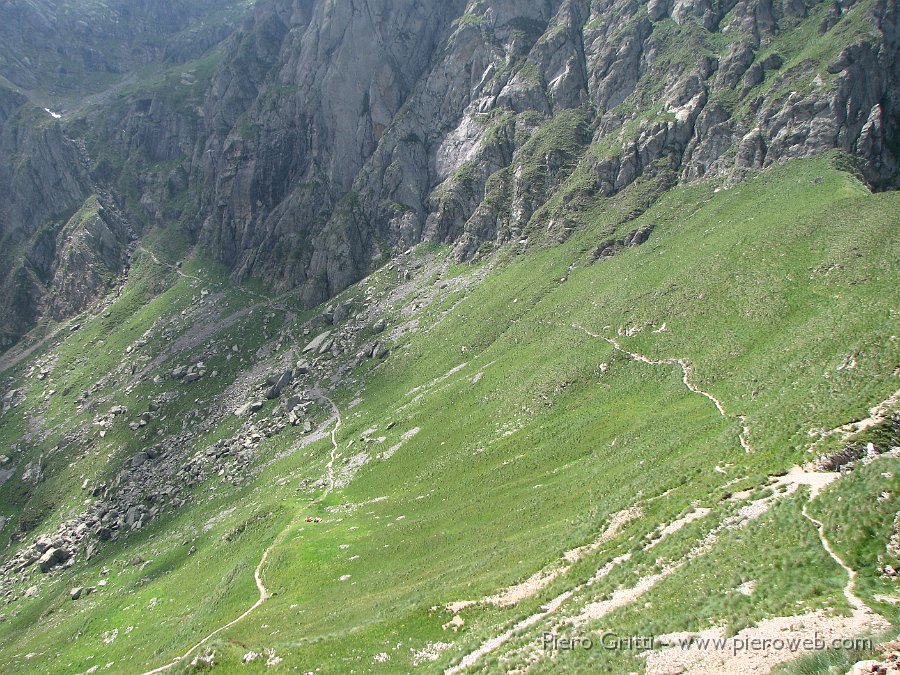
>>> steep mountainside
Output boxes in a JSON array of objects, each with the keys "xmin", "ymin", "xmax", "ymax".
[
  {"xmin": 0, "ymin": 152, "xmax": 897, "ymax": 674},
  {"xmin": 68, "ymin": 0, "xmax": 899, "ymax": 310},
  {"xmin": 0, "ymin": 1, "xmax": 898, "ymax": 674},
  {"xmin": 1, "ymin": 0, "xmax": 896, "ymax": 348},
  {"xmin": 0, "ymin": 0, "xmax": 249, "ymax": 351}
]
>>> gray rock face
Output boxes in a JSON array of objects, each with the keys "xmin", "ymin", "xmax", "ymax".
[
  {"xmin": 332, "ymin": 302, "xmax": 353, "ymax": 324},
  {"xmin": 3, "ymin": 0, "xmax": 898, "ymax": 342},
  {"xmin": 44, "ymin": 197, "xmax": 132, "ymax": 322},
  {"xmin": 266, "ymin": 370, "xmax": 294, "ymax": 400},
  {"xmin": 0, "ymin": 89, "xmax": 133, "ymax": 350},
  {"xmin": 0, "ymin": 89, "xmax": 91, "ymax": 343},
  {"xmin": 303, "ymin": 331, "xmax": 332, "ymax": 354},
  {"xmin": 591, "ymin": 224, "xmax": 656, "ymax": 262},
  {"xmin": 166, "ymin": 0, "xmax": 896, "ymax": 308}
]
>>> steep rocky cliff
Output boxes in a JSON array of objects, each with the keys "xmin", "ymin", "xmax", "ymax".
[
  {"xmin": 2, "ymin": 0, "xmax": 897, "ymax": 344},
  {"xmin": 174, "ymin": 0, "xmax": 899, "ymax": 305},
  {"xmin": 0, "ymin": 87, "xmax": 131, "ymax": 348},
  {"xmin": 0, "ymin": 87, "xmax": 88, "ymax": 345},
  {"xmin": 0, "ymin": 0, "xmax": 247, "ymax": 349}
]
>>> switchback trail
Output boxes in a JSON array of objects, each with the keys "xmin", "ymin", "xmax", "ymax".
[
  {"xmin": 142, "ymin": 391, "xmax": 342, "ymax": 674},
  {"xmin": 136, "ymin": 245, "xmax": 204, "ymax": 285}
]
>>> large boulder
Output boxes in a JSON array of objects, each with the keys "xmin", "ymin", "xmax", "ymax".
[
  {"xmin": 332, "ymin": 301, "xmax": 353, "ymax": 323},
  {"xmin": 37, "ymin": 547, "xmax": 69, "ymax": 572},
  {"xmin": 234, "ymin": 400, "xmax": 264, "ymax": 417},
  {"xmin": 303, "ymin": 331, "xmax": 332, "ymax": 354},
  {"xmin": 265, "ymin": 369, "xmax": 294, "ymax": 399}
]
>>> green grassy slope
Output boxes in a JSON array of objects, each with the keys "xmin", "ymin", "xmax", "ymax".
[{"xmin": 0, "ymin": 153, "xmax": 897, "ymax": 673}]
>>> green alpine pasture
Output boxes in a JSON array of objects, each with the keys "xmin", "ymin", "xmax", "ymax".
[{"xmin": 0, "ymin": 153, "xmax": 897, "ymax": 673}]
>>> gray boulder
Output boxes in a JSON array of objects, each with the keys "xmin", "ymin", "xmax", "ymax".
[
  {"xmin": 37, "ymin": 547, "xmax": 69, "ymax": 572},
  {"xmin": 303, "ymin": 331, "xmax": 332, "ymax": 354},
  {"xmin": 332, "ymin": 302, "xmax": 353, "ymax": 323},
  {"xmin": 265, "ymin": 370, "xmax": 294, "ymax": 399}
]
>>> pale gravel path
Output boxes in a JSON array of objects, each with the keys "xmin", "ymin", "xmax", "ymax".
[
  {"xmin": 642, "ymin": 457, "xmax": 894, "ymax": 674},
  {"xmin": 136, "ymin": 245, "xmax": 203, "ymax": 285},
  {"xmin": 572, "ymin": 323, "xmax": 755, "ymax": 453},
  {"xmin": 812, "ymin": 389, "xmax": 900, "ymax": 447},
  {"xmin": 142, "ymin": 392, "xmax": 342, "ymax": 674},
  {"xmin": 801, "ymin": 504, "xmax": 870, "ymax": 614}
]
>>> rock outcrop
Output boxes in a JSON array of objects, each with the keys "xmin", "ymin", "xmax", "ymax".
[
  {"xmin": 171, "ymin": 0, "xmax": 899, "ymax": 304},
  {"xmin": 0, "ymin": 88, "xmax": 132, "ymax": 349},
  {"xmin": 2, "ymin": 0, "xmax": 898, "ymax": 343}
]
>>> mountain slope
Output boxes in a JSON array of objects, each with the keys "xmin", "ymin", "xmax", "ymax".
[
  {"xmin": 0, "ymin": 1, "xmax": 898, "ymax": 673},
  {"xmin": 0, "ymin": 0, "xmax": 896, "ymax": 350},
  {"xmin": 0, "ymin": 153, "xmax": 896, "ymax": 673},
  {"xmin": 185, "ymin": 0, "xmax": 899, "ymax": 301}
]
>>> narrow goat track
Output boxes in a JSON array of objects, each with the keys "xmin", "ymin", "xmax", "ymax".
[
  {"xmin": 446, "ymin": 325, "xmax": 856, "ymax": 673},
  {"xmin": 572, "ymin": 324, "xmax": 755, "ymax": 453},
  {"xmin": 812, "ymin": 389, "xmax": 900, "ymax": 449},
  {"xmin": 137, "ymin": 245, "xmax": 203, "ymax": 285},
  {"xmin": 326, "ymin": 415, "xmax": 341, "ymax": 492},
  {"xmin": 142, "ymin": 397, "xmax": 342, "ymax": 674},
  {"xmin": 801, "ymin": 503, "xmax": 872, "ymax": 615}
]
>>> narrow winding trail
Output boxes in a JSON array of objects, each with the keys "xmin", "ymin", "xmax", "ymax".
[
  {"xmin": 446, "ymin": 325, "xmax": 889, "ymax": 673},
  {"xmin": 575, "ymin": 320, "xmax": 887, "ymax": 625},
  {"xmin": 136, "ymin": 246, "xmax": 204, "ymax": 285},
  {"xmin": 572, "ymin": 324, "xmax": 755, "ymax": 453},
  {"xmin": 801, "ymin": 504, "xmax": 871, "ymax": 615},
  {"xmin": 142, "ymin": 393, "xmax": 342, "ymax": 674}
]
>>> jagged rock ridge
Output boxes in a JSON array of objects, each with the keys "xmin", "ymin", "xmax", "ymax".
[
  {"xmin": 178, "ymin": 0, "xmax": 900, "ymax": 304},
  {"xmin": 0, "ymin": 0, "xmax": 897, "ymax": 345}
]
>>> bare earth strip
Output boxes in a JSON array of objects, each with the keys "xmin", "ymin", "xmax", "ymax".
[
  {"xmin": 571, "ymin": 324, "xmax": 756, "ymax": 453},
  {"xmin": 644, "ymin": 608, "xmax": 889, "ymax": 675},
  {"xmin": 812, "ymin": 389, "xmax": 900, "ymax": 446},
  {"xmin": 445, "ymin": 507, "xmax": 644, "ymax": 616},
  {"xmin": 642, "ymin": 463, "xmax": 892, "ymax": 674}
]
